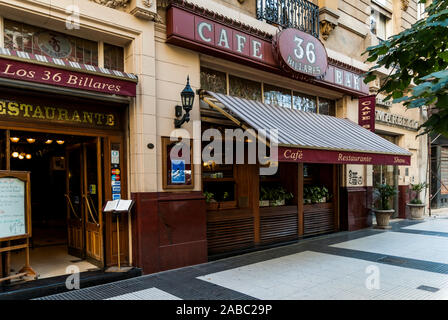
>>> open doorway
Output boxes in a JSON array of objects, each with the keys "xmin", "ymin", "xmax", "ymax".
[{"xmin": 7, "ymin": 130, "xmax": 104, "ymax": 279}]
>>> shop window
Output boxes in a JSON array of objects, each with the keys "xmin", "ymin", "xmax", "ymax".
[
  {"xmin": 4, "ymin": 19, "xmax": 98, "ymax": 66},
  {"xmin": 292, "ymin": 91, "xmax": 317, "ymax": 113},
  {"xmin": 103, "ymin": 43, "xmax": 124, "ymax": 71},
  {"xmin": 229, "ymin": 75, "xmax": 262, "ymax": 102},
  {"xmin": 370, "ymin": 9, "xmax": 388, "ymax": 41},
  {"xmin": 318, "ymin": 97, "xmax": 335, "ymax": 116},
  {"xmin": 200, "ymin": 67, "xmax": 227, "ymax": 94},
  {"xmin": 264, "ymin": 84, "xmax": 292, "ymax": 109}
]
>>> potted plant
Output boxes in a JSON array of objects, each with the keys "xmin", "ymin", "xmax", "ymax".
[
  {"xmin": 304, "ymin": 186, "xmax": 330, "ymax": 204},
  {"xmin": 268, "ymin": 186, "xmax": 293, "ymax": 206},
  {"xmin": 406, "ymin": 182, "xmax": 428, "ymax": 220},
  {"xmin": 372, "ymin": 183, "xmax": 398, "ymax": 229},
  {"xmin": 259, "ymin": 186, "xmax": 270, "ymax": 207},
  {"xmin": 204, "ymin": 191, "xmax": 218, "ymax": 210}
]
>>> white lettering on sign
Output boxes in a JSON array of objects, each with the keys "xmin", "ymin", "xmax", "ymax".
[
  {"xmin": 353, "ymin": 75, "xmax": 361, "ymax": 90},
  {"xmin": 198, "ymin": 22, "xmax": 212, "ymax": 42},
  {"xmin": 375, "ymin": 110, "xmax": 420, "ymax": 130},
  {"xmin": 235, "ymin": 34, "xmax": 247, "ymax": 53},
  {"xmin": 294, "ymin": 36, "xmax": 305, "ymax": 60},
  {"xmin": 335, "ymin": 69, "xmax": 343, "ymax": 85},
  {"xmin": 217, "ymin": 29, "xmax": 230, "ymax": 49},
  {"xmin": 252, "ymin": 40, "xmax": 263, "ymax": 59},
  {"xmin": 345, "ymin": 73, "xmax": 352, "ymax": 88}
]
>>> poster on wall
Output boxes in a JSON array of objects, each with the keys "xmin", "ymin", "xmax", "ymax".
[{"xmin": 162, "ymin": 137, "xmax": 194, "ymax": 189}]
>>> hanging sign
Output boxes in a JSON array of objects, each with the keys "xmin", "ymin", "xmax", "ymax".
[
  {"xmin": 273, "ymin": 28, "xmax": 328, "ymax": 77},
  {"xmin": 358, "ymin": 95, "xmax": 376, "ymax": 132}
]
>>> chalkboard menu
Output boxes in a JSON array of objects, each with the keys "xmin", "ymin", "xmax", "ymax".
[
  {"xmin": 0, "ymin": 171, "xmax": 30, "ymax": 241},
  {"xmin": 0, "ymin": 177, "xmax": 26, "ymax": 239}
]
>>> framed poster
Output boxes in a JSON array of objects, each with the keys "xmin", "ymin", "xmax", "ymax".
[
  {"xmin": 162, "ymin": 137, "xmax": 194, "ymax": 189},
  {"xmin": 0, "ymin": 171, "xmax": 31, "ymax": 241}
]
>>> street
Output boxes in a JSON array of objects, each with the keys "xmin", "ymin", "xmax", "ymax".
[{"xmin": 38, "ymin": 217, "xmax": 448, "ymax": 300}]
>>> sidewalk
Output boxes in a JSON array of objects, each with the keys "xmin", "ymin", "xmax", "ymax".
[{"xmin": 37, "ymin": 217, "xmax": 448, "ymax": 300}]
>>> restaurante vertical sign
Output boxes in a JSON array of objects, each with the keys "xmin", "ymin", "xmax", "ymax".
[{"xmin": 358, "ymin": 95, "xmax": 376, "ymax": 132}]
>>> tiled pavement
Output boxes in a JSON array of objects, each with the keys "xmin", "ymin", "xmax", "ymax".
[{"xmin": 37, "ymin": 217, "xmax": 448, "ymax": 300}]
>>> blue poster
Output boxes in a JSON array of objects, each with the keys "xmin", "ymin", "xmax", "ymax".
[
  {"xmin": 112, "ymin": 194, "xmax": 121, "ymax": 200},
  {"xmin": 171, "ymin": 159, "xmax": 186, "ymax": 184}
]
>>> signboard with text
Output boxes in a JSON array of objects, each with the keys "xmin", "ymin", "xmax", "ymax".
[
  {"xmin": 278, "ymin": 147, "xmax": 411, "ymax": 166},
  {"xmin": 166, "ymin": 5, "xmax": 370, "ymax": 96},
  {"xmin": 358, "ymin": 95, "xmax": 376, "ymax": 132},
  {"xmin": 0, "ymin": 57, "xmax": 137, "ymax": 97}
]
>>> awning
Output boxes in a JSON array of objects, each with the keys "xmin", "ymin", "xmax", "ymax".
[{"xmin": 202, "ymin": 91, "xmax": 412, "ymax": 166}]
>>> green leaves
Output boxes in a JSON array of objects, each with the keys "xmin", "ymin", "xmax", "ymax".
[{"xmin": 364, "ymin": 0, "xmax": 448, "ymax": 136}]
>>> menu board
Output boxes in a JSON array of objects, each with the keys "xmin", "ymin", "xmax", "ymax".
[{"xmin": 0, "ymin": 177, "xmax": 26, "ymax": 239}]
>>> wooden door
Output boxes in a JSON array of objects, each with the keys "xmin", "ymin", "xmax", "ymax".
[
  {"xmin": 83, "ymin": 138, "xmax": 104, "ymax": 267},
  {"xmin": 66, "ymin": 144, "xmax": 85, "ymax": 258}
]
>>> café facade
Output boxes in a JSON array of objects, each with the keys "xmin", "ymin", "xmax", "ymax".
[{"xmin": 0, "ymin": 0, "xmax": 427, "ymax": 286}]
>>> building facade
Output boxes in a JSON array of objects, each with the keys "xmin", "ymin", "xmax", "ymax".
[{"xmin": 0, "ymin": 0, "xmax": 428, "ymax": 283}]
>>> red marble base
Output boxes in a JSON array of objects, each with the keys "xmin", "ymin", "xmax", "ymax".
[{"xmin": 131, "ymin": 191, "xmax": 207, "ymax": 275}]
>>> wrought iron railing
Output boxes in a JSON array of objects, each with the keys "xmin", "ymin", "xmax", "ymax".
[{"xmin": 256, "ymin": 0, "xmax": 320, "ymax": 38}]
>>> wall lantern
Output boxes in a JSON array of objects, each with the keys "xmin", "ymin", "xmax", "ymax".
[{"xmin": 174, "ymin": 76, "xmax": 195, "ymax": 128}]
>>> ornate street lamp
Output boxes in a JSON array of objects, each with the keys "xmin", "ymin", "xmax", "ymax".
[{"xmin": 174, "ymin": 76, "xmax": 195, "ymax": 128}]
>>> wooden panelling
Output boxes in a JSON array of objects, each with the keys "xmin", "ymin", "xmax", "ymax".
[
  {"xmin": 303, "ymin": 203, "xmax": 335, "ymax": 235},
  {"xmin": 207, "ymin": 209, "xmax": 254, "ymax": 254},
  {"xmin": 260, "ymin": 206, "xmax": 298, "ymax": 244}
]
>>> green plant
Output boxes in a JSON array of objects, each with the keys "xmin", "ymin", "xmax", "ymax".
[
  {"xmin": 223, "ymin": 191, "xmax": 229, "ymax": 201},
  {"xmin": 304, "ymin": 186, "xmax": 330, "ymax": 204},
  {"xmin": 203, "ymin": 191, "xmax": 215, "ymax": 203},
  {"xmin": 409, "ymin": 182, "xmax": 428, "ymax": 205},
  {"xmin": 374, "ymin": 184, "xmax": 398, "ymax": 210}
]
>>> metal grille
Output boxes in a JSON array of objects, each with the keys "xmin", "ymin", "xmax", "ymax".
[{"xmin": 256, "ymin": 0, "xmax": 320, "ymax": 38}]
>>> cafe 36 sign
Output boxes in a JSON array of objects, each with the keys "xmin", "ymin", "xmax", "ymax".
[{"xmin": 274, "ymin": 28, "xmax": 328, "ymax": 77}]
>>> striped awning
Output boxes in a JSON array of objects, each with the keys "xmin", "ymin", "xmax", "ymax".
[{"xmin": 203, "ymin": 91, "xmax": 412, "ymax": 166}]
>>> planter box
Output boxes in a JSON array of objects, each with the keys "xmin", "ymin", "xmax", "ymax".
[
  {"xmin": 407, "ymin": 203, "xmax": 425, "ymax": 220},
  {"xmin": 259, "ymin": 200, "xmax": 270, "ymax": 207},
  {"xmin": 373, "ymin": 209, "xmax": 394, "ymax": 229},
  {"xmin": 270, "ymin": 199, "xmax": 285, "ymax": 207}
]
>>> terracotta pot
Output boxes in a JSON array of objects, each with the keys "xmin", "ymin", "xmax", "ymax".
[
  {"xmin": 373, "ymin": 209, "xmax": 394, "ymax": 229},
  {"xmin": 407, "ymin": 203, "xmax": 425, "ymax": 220}
]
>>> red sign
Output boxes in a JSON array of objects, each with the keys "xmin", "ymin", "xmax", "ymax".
[
  {"xmin": 278, "ymin": 147, "xmax": 410, "ymax": 166},
  {"xmin": 167, "ymin": 6, "xmax": 277, "ymax": 69},
  {"xmin": 0, "ymin": 57, "xmax": 137, "ymax": 97},
  {"xmin": 358, "ymin": 95, "xmax": 376, "ymax": 132},
  {"xmin": 166, "ymin": 5, "xmax": 369, "ymax": 96},
  {"xmin": 274, "ymin": 28, "xmax": 328, "ymax": 77}
]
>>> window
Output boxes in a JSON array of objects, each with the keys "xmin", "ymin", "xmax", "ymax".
[
  {"xmin": 229, "ymin": 75, "xmax": 262, "ymax": 101},
  {"xmin": 264, "ymin": 84, "xmax": 292, "ymax": 109},
  {"xmin": 103, "ymin": 43, "xmax": 124, "ymax": 71},
  {"xmin": 370, "ymin": 9, "xmax": 388, "ymax": 40},
  {"xmin": 200, "ymin": 67, "xmax": 227, "ymax": 94},
  {"xmin": 293, "ymin": 92, "xmax": 317, "ymax": 113},
  {"xmin": 318, "ymin": 97, "xmax": 335, "ymax": 116},
  {"xmin": 4, "ymin": 19, "xmax": 98, "ymax": 66},
  {"xmin": 4, "ymin": 20, "xmax": 125, "ymax": 71}
]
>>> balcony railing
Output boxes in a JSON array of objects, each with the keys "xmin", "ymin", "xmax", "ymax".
[{"xmin": 256, "ymin": 0, "xmax": 320, "ymax": 38}]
